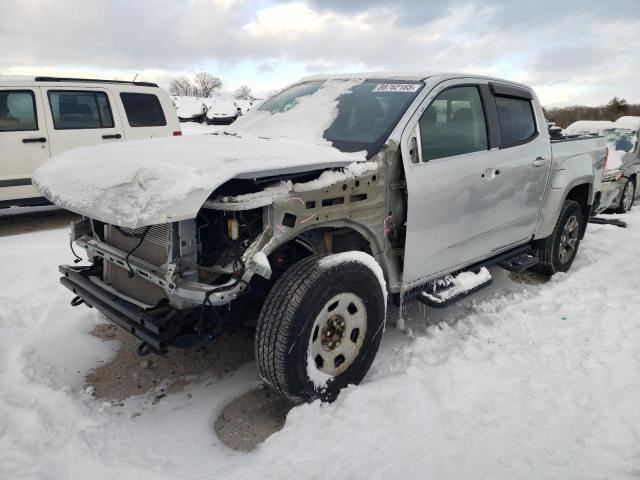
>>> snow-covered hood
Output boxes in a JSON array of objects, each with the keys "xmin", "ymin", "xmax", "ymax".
[{"xmin": 32, "ymin": 133, "xmax": 364, "ymax": 228}]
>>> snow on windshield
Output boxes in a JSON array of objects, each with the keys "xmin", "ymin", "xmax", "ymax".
[
  {"xmin": 228, "ymin": 79, "xmax": 363, "ymax": 146},
  {"xmin": 228, "ymin": 79, "xmax": 422, "ymax": 155}
]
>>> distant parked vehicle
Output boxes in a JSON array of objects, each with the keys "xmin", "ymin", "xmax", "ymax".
[
  {"xmin": 565, "ymin": 120, "xmax": 615, "ymax": 136},
  {"xmin": 0, "ymin": 77, "xmax": 181, "ymax": 208},
  {"xmin": 565, "ymin": 118, "xmax": 640, "ymax": 214},
  {"xmin": 205, "ymin": 95, "xmax": 241, "ymax": 125},
  {"xmin": 173, "ymin": 96, "xmax": 207, "ymax": 123},
  {"xmin": 597, "ymin": 117, "xmax": 640, "ymax": 214}
]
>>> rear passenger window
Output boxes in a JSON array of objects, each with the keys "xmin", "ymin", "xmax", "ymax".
[
  {"xmin": 48, "ymin": 91, "xmax": 114, "ymax": 129},
  {"xmin": 495, "ymin": 96, "xmax": 537, "ymax": 147},
  {"xmin": 418, "ymin": 86, "xmax": 488, "ymax": 161},
  {"xmin": 0, "ymin": 90, "xmax": 38, "ymax": 132},
  {"xmin": 120, "ymin": 93, "xmax": 166, "ymax": 127}
]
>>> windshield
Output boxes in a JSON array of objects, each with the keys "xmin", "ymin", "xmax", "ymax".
[
  {"xmin": 602, "ymin": 128, "xmax": 638, "ymax": 153},
  {"xmin": 233, "ymin": 79, "xmax": 423, "ymax": 156}
]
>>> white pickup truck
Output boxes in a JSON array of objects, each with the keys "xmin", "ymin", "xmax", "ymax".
[{"xmin": 34, "ymin": 73, "xmax": 605, "ymax": 403}]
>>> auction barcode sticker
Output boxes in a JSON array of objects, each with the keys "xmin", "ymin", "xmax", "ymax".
[{"xmin": 372, "ymin": 83, "xmax": 421, "ymax": 93}]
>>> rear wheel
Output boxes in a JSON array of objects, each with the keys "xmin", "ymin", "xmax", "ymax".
[
  {"xmin": 613, "ymin": 177, "xmax": 635, "ymax": 214},
  {"xmin": 254, "ymin": 253, "xmax": 386, "ymax": 403},
  {"xmin": 533, "ymin": 200, "xmax": 584, "ymax": 275}
]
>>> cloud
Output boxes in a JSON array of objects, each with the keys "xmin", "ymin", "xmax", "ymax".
[{"xmin": 1, "ymin": 0, "xmax": 639, "ymax": 105}]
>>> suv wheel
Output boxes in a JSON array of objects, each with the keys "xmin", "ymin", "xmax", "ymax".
[
  {"xmin": 533, "ymin": 199, "xmax": 584, "ymax": 275},
  {"xmin": 255, "ymin": 253, "xmax": 386, "ymax": 403},
  {"xmin": 614, "ymin": 177, "xmax": 635, "ymax": 214}
]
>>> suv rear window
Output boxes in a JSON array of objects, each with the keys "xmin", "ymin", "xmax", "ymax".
[
  {"xmin": 120, "ymin": 93, "xmax": 166, "ymax": 127},
  {"xmin": 0, "ymin": 90, "xmax": 38, "ymax": 132},
  {"xmin": 48, "ymin": 91, "xmax": 114, "ymax": 130},
  {"xmin": 495, "ymin": 96, "xmax": 537, "ymax": 147}
]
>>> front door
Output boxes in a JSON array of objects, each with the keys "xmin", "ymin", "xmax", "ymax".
[
  {"xmin": 0, "ymin": 87, "xmax": 51, "ymax": 203},
  {"xmin": 401, "ymin": 81, "xmax": 494, "ymax": 287}
]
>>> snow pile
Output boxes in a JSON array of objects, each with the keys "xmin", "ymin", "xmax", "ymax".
[
  {"xmin": 293, "ymin": 162, "xmax": 377, "ymax": 193},
  {"xmin": 2, "ymin": 213, "xmax": 640, "ymax": 478},
  {"xmin": 420, "ymin": 267, "xmax": 492, "ymax": 304},
  {"xmin": 606, "ymin": 144, "xmax": 627, "ymax": 170},
  {"xmin": 32, "ymin": 134, "xmax": 364, "ymax": 228}
]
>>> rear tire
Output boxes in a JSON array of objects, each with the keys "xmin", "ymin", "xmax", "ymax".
[
  {"xmin": 532, "ymin": 200, "xmax": 584, "ymax": 275},
  {"xmin": 254, "ymin": 253, "xmax": 386, "ymax": 403},
  {"xmin": 613, "ymin": 177, "xmax": 635, "ymax": 214}
]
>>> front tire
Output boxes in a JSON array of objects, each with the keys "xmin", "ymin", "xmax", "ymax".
[
  {"xmin": 255, "ymin": 253, "xmax": 387, "ymax": 403},
  {"xmin": 533, "ymin": 199, "xmax": 584, "ymax": 275}
]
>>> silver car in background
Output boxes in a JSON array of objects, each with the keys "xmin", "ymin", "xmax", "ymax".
[
  {"xmin": 599, "ymin": 117, "xmax": 640, "ymax": 213},
  {"xmin": 565, "ymin": 117, "xmax": 640, "ymax": 214}
]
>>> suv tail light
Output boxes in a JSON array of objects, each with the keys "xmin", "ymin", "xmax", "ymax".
[
  {"xmin": 173, "ymin": 130, "xmax": 182, "ymax": 136},
  {"xmin": 602, "ymin": 147, "xmax": 609, "ymax": 180}
]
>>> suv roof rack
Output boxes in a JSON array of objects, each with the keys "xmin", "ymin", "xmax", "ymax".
[{"xmin": 34, "ymin": 76, "xmax": 159, "ymax": 88}]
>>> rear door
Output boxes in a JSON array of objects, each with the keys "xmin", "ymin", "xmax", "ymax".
[
  {"xmin": 117, "ymin": 91, "xmax": 170, "ymax": 140},
  {"xmin": 0, "ymin": 87, "xmax": 51, "ymax": 203},
  {"xmin": 41, "ymin": 87, "xmax": 125, "ymax": 156},
  {"xmin": 401, "ymin": 79, "xmax": 495, "ymax": 286},
  {"xmin": 483, "ymin": 83, "xmax": 552, "ymax": 247}
]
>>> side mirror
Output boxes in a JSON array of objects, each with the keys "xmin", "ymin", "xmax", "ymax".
[{"xmin": 409, "ymin": 135, "xmax": 420, "ymax": 163}]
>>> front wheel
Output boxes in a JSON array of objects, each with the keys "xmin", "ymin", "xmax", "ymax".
[
  {"xmin": 255, "ymin": 253, "xmax": 387, "ymax": 403},
  {"xmin": 613, "ymin": 177, "xmax": 635, "ymax": 214},
  {"xmin": 532, "ymin": 199, "xmax": 584, "ymax": 275}
]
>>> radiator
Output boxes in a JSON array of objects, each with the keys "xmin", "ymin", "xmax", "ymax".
[{"xmin": 103, "ymin": 224, "xmax": 171, "ymax": 306}]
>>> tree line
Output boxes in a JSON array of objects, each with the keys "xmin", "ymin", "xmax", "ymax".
[
  {"xmin": 544, "ymin": 97, "xmax": 639, "ymax": 128},
  {"xmin": 169, "ymin": 72, "xmax": 254, "ymax": 100}
]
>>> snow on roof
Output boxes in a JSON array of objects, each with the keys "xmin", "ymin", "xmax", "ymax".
[
  {"xmin": 615, "ymin": 116, "xmax": 640, "ymax": 131},
  {"xmin": 565, "ymin": 120, "xmax": 615, "ymax": 135}
]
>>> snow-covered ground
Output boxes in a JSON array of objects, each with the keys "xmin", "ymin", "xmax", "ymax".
[
  {"xmin": 1, "ymin": 211, "xmax": 639, "ymax": 479},
  {"xmin": 180, "ymin": 121, "xmax": 225, "ymax": 136}
]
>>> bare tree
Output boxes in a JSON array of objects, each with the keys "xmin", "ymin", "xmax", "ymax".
[
  {"xmin": 193, "ymin": 72, "xmax": 223, "ymax": 97},
  {"xmin": 168, "ymin": 75, "xmax": 194, "ymax": 96},
  {"xmin": 234, "ymin": 84, "xmax": 253, "ymax": 100}
]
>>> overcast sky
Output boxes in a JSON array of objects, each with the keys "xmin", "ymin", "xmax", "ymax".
[{"xmin": 1, "ymin": 0, "xmax": 638, "ymax": 106}]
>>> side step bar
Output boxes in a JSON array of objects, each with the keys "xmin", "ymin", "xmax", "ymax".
[{"xmin": 414, "ymin": 244, "xmax": 539, "ymax": 308}]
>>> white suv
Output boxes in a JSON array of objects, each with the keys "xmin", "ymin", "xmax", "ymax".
[{"xmin": 0, "ymin": 77, "xmax": 181, "ymax": 207}]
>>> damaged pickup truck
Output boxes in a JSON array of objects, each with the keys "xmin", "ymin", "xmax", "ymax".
[{"xmin": 33, "ymin": 73, "xmax": 606, "ymax": 403}]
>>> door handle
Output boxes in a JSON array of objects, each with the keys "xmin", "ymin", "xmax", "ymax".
[
  {"xmin": 481, "ymin": 168, "xmax": 501, "ymax": 179},
  {"xmin": 22, "ymin": 137, "xmax": 47, "ymax": 143},
  {"xmin": 102, "ymin": 134, "xmax": 122, "ymax": 140},
  {"xmin": 532, "ymin": 157, "xmax": 549, "ymax": 167}
]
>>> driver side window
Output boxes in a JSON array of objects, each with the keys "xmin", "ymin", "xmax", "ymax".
[{"xmin": 418, "ymin": 86, "xmax": 488, "ymax": 162}]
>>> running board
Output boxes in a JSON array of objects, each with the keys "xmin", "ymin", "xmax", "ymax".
[
  {"xmin": 498, "ymin": 251, "xmax": 539, "ymax": 272},
  {"xmin": 417, "ymin": 267, "xmax": 493, "ymax": 308}
]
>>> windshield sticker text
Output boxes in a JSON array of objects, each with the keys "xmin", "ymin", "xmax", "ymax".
[{"xmin": 373, "ymin": 84, "xmax": 421, "ymax": 93}]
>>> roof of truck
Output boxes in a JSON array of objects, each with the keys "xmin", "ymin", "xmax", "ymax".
[{"xmin": 300, "ymin": 71, "xmax": 531, "ymax": 89}]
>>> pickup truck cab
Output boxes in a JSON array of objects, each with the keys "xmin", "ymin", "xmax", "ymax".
[
  {"xmin": 0, "ymin": 77, "xmax": 181, "ymax": 208},
  {"xmin": 34, "ymin": 73, "xmax": 605, "ymax": 403}
]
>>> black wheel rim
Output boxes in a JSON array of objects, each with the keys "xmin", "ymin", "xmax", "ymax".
[{"xmin": 622, "ymin": 181, "xmax": 634, "ymax": 211}]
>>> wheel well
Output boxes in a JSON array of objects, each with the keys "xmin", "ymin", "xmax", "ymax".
[{"xmin": 565, "ymin": 183, "xmax": 591, "ymax": 235}]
